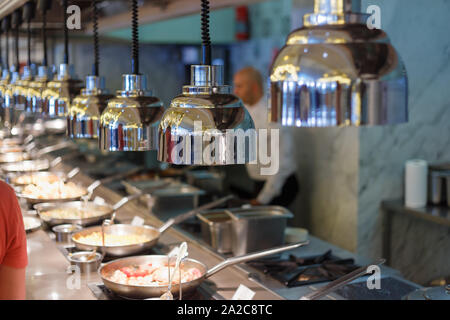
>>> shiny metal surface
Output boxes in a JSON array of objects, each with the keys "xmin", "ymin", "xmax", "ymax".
[
  {"xmin": 99, "ymin": 74, "xmax": 164, "ymax": 151},
  {"xmin": 52, "ymin": 224, "xmax": 83, "ymax": 243},
  {"xmin": 25, "ymin": 66, "xmax": 52, "ymax": 113},
  {"xmin": 2, "ymin": 70, "xmax": 21, "ymax": 129},
  {"xmin": 301, "ymin": 258, "xmax": 385, "ymax": 300},
  {"xmin": 34, "ymin": 192, "xmax": 142, "ymax": 227},
  {"xmin": 14, "ymin": 65, "xmax": 34, "ymax": 111},
  {"xmin": 35, "ymin": 201, "xmax": 114, "ymax": 227},
  {"xmin": 9, "ymin": 171, "xmax": 67, "ymax": 187},
  {"xmin": 158, "ymin": 65, "xmax": 255, "ymax": 165},
  {"xmin": 0, "ymin": 159, "xmax": 50, "ymax": 173},
  {"xmin": 197, "ymin": 211, "xmax": 233, "ymax": 254},
  {"xmin": 99, "ymin": 242, "xmax": 308, "ymax": 299},
  {"xmin": 68, "ymin": 75, "xmax": 113, "ymax": 139},
  {"xmin": 72, "ymin": 224, "xmax": 161, "ymax": 257},
  {"xmin": 68, "ymin": 251, "xmax": 103, "ymax": 274},
  {"xmin": 225, "ymin": 206, "xmax": 294, "ymax": 256},
  {"xmin": 269, "ymin": 0, "xmax": 408, "ymax": 127},
  {"xmin": 71, "ymin": 196, "xmax": 232, "ymax": 257},
  {"xmin": 41, "ymin": 64, "xmax": 82, "ymax": 118},
  {"xmin": 0, "ymin": 152, "xmax": 30, "ymax": 163}
]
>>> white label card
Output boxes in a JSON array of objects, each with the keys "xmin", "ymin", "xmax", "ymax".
[
  {"xmin": 231, "ymin": 284, "xmax": 256, "ymax": 300},
  {"xmin": 131, "ymin": 216, "xmax": 145, "ymax": 226}
]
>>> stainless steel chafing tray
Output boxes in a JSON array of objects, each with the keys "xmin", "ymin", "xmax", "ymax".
[
  {"xmin": 198, "ymin": 206, "xmax": 294, "ymax": 256},
  {"xmin": 122, "ymin": 180, "xmax": 206, "ymax": 216},
  {"xmin": 226, "ymin": 206, "xmax": 293, "ymax": 256}
]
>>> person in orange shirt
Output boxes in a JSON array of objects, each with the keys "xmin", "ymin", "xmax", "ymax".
[{"xmin": 0, "ymin": 180, "xmax": 28, "ymax": 300}]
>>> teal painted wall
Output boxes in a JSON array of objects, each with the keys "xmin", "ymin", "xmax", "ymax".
[{"xmin": 105, "ymin": 8, "xmax": 236, "ymax": 44}]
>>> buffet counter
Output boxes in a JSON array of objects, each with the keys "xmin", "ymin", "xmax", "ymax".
[{"xmin": 23, "ymin": 159, "xmax": 422, "ymax": 300}]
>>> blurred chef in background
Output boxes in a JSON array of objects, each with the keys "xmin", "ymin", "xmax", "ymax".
[{"xmin": 232, "ymin": 67, "xmax": 299, "ymax": 207}]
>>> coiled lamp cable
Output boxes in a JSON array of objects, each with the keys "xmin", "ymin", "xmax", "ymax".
[
  {"xmin": 92, "ymin": 0, "xmax": 99, "ymax": 76},
  {"xmin": 201, "ymin": 0, "xmax": 211, "ymax": 65},
  {"xmin": 131, "ymin": 0, "xmax": 139, "ymax": 74}
]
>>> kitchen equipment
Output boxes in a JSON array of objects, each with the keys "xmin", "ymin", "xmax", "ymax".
[
  {"xmin": 34, "ymin": 189, "xmax": 144, "ymax": 227},
  {"xmin": 247, "ymin": 250, "xmax": 359, "ymax": 287},
  {"xmin": 99, "ymin": 0, "xmax": 163, "ymax": 152},
  {"xmin": 186, "ymin": 170, "xmax": 225, "ymax": 194},
  {"xmin": 300, "ymin": 259, "xmax": 386, "ymax": 300},
  {"xmin": 17, "ymin": 165, "xmax": 141, "ymax": 206},
  {"xmin": 225, "ymin": 206, "xmax": 294, "ymax": 256},
  {"xmin": 0, "ymin": 158, "xmax": 51, "ymax": 174},
  {"xmin": 8, "ymin": 167, "xmax": 80, "ymax": 187},
  {"xmin": 67, "ymin": 0, "xmax": 114, "ymax": 140},
  {"xmin": 72, "ymin": 196, "xmax": 232, "ymax": 257},
  {"xmin": 99, "ymin": 241, "xmax": 308, "ymax": 299},
  {"xmin": 158, "ymin": 0, "xmax": 255, "ymax": 166},
  {"xmin": 52, "ymin": 224, "xmax": 83, "ymax": 243},
  {"xmin": 41, "ymin": 0, "xmax": 82, "ymax": 118},
  {"xmin": 403, "ymin": 285, "xmax": 450, "ymax": 300},
  {"xmin": 197, "ymin": 211, "xmax": 233, "ymax": 254},
  {"xmin": 68, "ymin": 251, "xmax": 102, "ymax": 273},
  {"xmin": 122, "ymin": 180, "xmax": 205, "ymax": 214},
  {"xmin": 269, "ymin": 0, "xmax": 408, "ymax": 127}
]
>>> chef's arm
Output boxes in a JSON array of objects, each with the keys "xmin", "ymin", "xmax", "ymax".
[
  {"xmin": 256, "ymin": 127, "xmax": 296, "ymax": 205},
  {"xmin": 0, "ymin": 264, "xmax": 26, "ymax": 300}
]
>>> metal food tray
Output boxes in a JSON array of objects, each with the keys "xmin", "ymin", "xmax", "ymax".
[
  {"xmin": 122, "ymin": 179, "xmax": 206, "ymax": 216},
  {"xmin": 198, "ymin": 206, "xmax": 294, "ymax": 256}
]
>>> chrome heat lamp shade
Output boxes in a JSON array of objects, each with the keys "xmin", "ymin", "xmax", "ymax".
[
  {"xmin": 2, "ymin": 69, "xmax": 20, "ymax": 129},
  {"xmin": 68, "ymin": 75, "xmax": 113, "ymax": 139},
  {"xmin": 269, "ymin": 0, "xmax": 408, "ymax": 127},
  {"xmin": 98, "ymin": 74, "xmax": 164, "ymax": 151},
  {"xmin": 41, "ymin": 63, "xmax": 82, "ymax": 118},
  {"xmin": 158, "ymin": 65, "xmax": 255, "ymax": 166},
  {"xmin": 14, "ymin": 65, "xmax": 34, "ymax": 110},
  {"xmin": 25, "ymin": 65, "xmax": 52, "ymax": 113}
]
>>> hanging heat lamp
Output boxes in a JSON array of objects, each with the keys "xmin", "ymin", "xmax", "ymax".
[
  {"xmin": 269, "ymin": 0, "xmax": 408, "ymax": 127},
  {"xmin": 0, "ymin": 16, "xmax": 11, "ymax": 108},
  {"xmin": 41, "ymin": 0, "xmax": 82, "ymax": 118},
  {"xmin": 68, "ymin": 0, "xmax": 113, "ymax": 139},
  {"xmin": 158, "ymin": 0, "xmax": 255, "ymax": 165},
  {"xmin": 25, "ymin": 0, "xmax": 53, "ymax": 114},
  {"xmin": 2, "ymin": 9, "xmax": 22, "ymax": 130},
  {"xmin": 14, "ymin": 1, "xmax": 37, "ymax": 111},
  {"xmin": 98, "ymin": 0, "xmax": 164, "ymax": 151}
]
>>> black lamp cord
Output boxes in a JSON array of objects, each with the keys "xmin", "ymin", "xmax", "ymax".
[
  {"xmin": 131, "ymin": 0, "xmax": 139, "ymax": 74},
  {"xmin": 92, "ymin": 0, "xmax": 99, "ymax": 76},
  {"xmin": 0, "ymin": 30, "xmax": 2, "ymax": 69},
  {"xmin": 5, "ymin": 28, "xmax": 9, "ymax": 71},
  {"xmin": 201, "ymin": 0, "xmax": 211, "ymax": 65},
  {"xmin": 63, "ymin": 0, "xmax": 68, "ymax": 64},
  {"xmin": 24, "ymin": 1, "xmax": 36, "ymax": 67},
  {"xmin": 14, "ymin": 14, "xmax": 20, "ymax": 72},
  {"xmin": 42, "ymin": 9, "xmax": 47, "ymax": 66}
]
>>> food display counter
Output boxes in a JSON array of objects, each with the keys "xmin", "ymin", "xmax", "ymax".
[{"xmin": 20, "ymin": 152, "xmax": 422, "ymax": 301}]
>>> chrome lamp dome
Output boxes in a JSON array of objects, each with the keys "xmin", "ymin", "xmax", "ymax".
[{"xmin": 269, "ymin": 0, "xmax": 408, "ymax": 127}]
